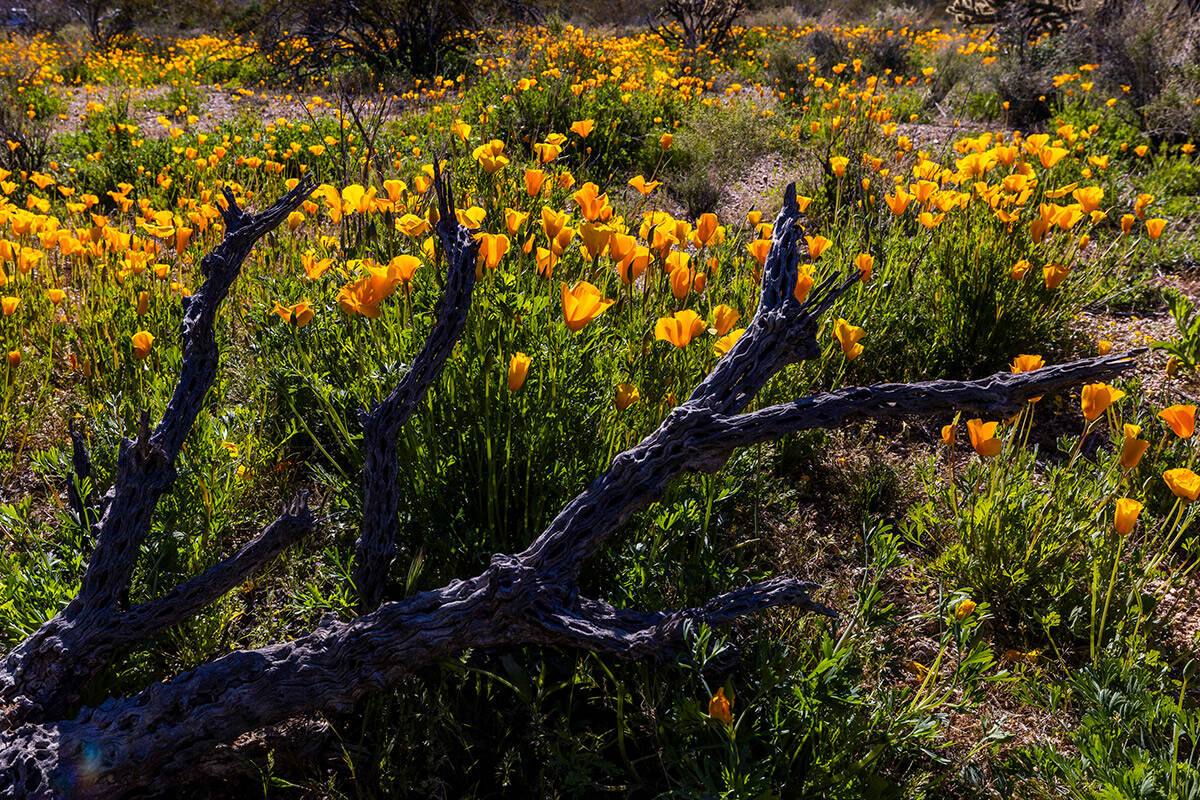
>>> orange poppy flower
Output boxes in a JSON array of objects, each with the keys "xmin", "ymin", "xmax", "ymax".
[
  {"xmin": 1081, "ymin": 383, "xmax": 1125, "ymax": 421},
  {"xmin": 655, "ymin": 310, "xmax": 706, "ymax": 348},
  {"xmin": 561, "ymin": 281, "xmax": 613, "ymax": 332},
  {"xmin": 966, "ymin": 418, "xmax": 1002, "ymax": 458},
  {"xmin": 1164, "ymin": 468, "xmax": 1200, "ymax": 502},
  {"xmin": 1159, "ymin": 404, "xmax": 1196, "ymax": 438}
]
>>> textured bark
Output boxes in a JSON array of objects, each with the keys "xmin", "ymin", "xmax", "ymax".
[
  {"xmin": 0, "ymin": 180, "xmax": 1141, "ymax": 799},
  {"xmin": 0, "ymin": 180, "xmax": 315, "ymax": 729},
  {"xmin": 355, "ymin": 165, "xmax": 481, "ymax": 612}
]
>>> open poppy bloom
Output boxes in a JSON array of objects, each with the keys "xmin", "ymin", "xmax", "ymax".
[
  {"xmin": 337, "ymin": 266, "xmax": 401, "ymax": 318},
  {"xmin": 832, "ymin": 318, "xmax": 865, "ymax": 360},
  {"xmin": 1081, "ymin": 383, "xmax": 1125, "ymax": 421},
  {"xmin": 560, "ymin": 281, "xmax": 613, "ymax": 332},
  {"xmin": 1043, "ymin": 263, "xmax": 1070, "ymax": 289},
  {"xmin": 1159, "ymin": 404, "xmax": 1196, "ymax": 438},
  {"xmin": 614, "ymin": 244, "xmax": 650, "ymax": 285},
  {"xmin": 504, "ymin": 209, "xmax": 528, "ymax": 236},
  {"xmin": 794, "ymin": 265, "xmax": 815, "ymax": 303},
  {"xmin": 1164, "ymin": 468, "xmax": 1200, "ymax": 502},
  {"xmin": 507, "ymin": 353, "xmax": 530, "ymax": 392},
  {"xmin": 387, "ymin": 255, "xmax": 421, "ymax": 284},
  {"xmin": 1010, "ymin": 354, "xmax": 1045, "ymax": 401},
  {"xmin": 694, "ymin": 213, "xmax": 721, "ymax": 247},
  {"xmin": 627, "ymin": 175, "xmax": 660, "ymax": 195},
  {"xmin": 714, "ymin": 328, "xmax": 745, "ymax": 356},
  {"xmin": 524, "ymin": 169, "xmax": 547, "ymax": 196},
  {"xmin": 1114, "ymin": 498, "xmax": 1143, "ymax": 536},
  {"xmin": 966, "ymin": 418, "xmax": 1002, "ymax": 457},
  {"xmin": 805, "ymin": 235, "xmax": 832, "ymax": 260},
  {"xmin": 570, "ymin": 119, "xmax": 594, "ymax": 138},
  {"xmin": 655, "ymin": 309, "xmax": 705, "ymax": 348},
  {"xmin": 272, "ymin": 300, "xmax": 315, "ymax": 327}
]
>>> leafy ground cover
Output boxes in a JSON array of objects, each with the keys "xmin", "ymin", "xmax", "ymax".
[{"xmin": 1, "ymin": 16, "xmax": 1199, "ymax": 797}]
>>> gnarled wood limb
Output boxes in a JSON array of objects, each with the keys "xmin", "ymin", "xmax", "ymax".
[
  {"xmin": 0, "ymin": 180, "xmax": 1142, "ymax": 798},
  {"xmin": 0, "ymin": 179, "xmax": 314, "ymax": 729},
  {"xmin": 355, "ymin": 162, "xmax": 481, "ymax": 611}
]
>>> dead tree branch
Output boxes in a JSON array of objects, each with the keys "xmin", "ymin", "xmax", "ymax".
[
  {"xmin": 0, "ymin": 179, "xmax": 315, "ymax": 729},
  {"xmin": 0, "ymin": 179, "xmax": 1140, "ymax": 798},
  {"xmin": 355, "ymin": 161, "xmax": 481, "ymax": 611}
]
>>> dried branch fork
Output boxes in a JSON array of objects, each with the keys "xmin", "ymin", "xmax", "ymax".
[
  {"xmin": 0, "ymin": 180, "xmax": 1138, "ymax": 799},
  {"xmin": 0, "ymin": 179, "xmax": 316, "ymax": 728},
  {"xmin": 355, "ymin": 161, "xmax": 480, "ymax": 611}
]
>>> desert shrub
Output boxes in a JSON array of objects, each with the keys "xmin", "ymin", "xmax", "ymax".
[
  {"xmin": 1142, "ymin": 65, "xmax": 1200, "ymax": 144},
  {"xmin": 258, "ymin": 0, "xmax": 480, "ymax": 80},
  {"xmin": 651, "ymin": 0, "xmax": 749, "ymax": 53}
]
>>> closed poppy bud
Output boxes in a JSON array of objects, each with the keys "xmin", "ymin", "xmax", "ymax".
[
  {"xmin": 713, "ymin": 304, "xmax": 740, "ymax": 336},
  {"xmin": 966, "ymin": 418, "xmax": 1002, "ymax": 458},
  {"xmin": 1114, "ymin": 498, "xmax": 1143, "ymax": 536},
  {"xmin": 693, "ymin": 272, "xmax": 707, "ymax": 293},
  {"xmin": 954, "ymin": 598, "xmax": 976, "ymax": 620},
  {"xmin": 136, "ymin": 290, "xmax": 149, "ymax": 316},
  {"xmin": 941, "ymin": 423, "xmax": 955, "ymax": 446},
  {"xmin": 615, "ymin": 382, "xmax": 640, "ymax": 411},
  {"xmin": 174, "ymin": 226, "xmax": 193, "ymax": 255},
  {"xmin": 1, "ymin": 295, "xmax": 18, "ymax": 315},
  {"xmin": 524, "ymin": 169, "xmax": 546, "ymax": 196},
  {"xmin": 1121, "ymin": 214, "xmax": 1136, "ymax": 235},
  {"xmin": 1120, "ymin": 424, "xmax": 1150, "ymax": 470},
  {"xmin": 130, "ymin": 330, "xmax": 154, "ymax": 360},
  {"xmin": 1159, "ymin": 404, "xmax": 1196, "ymax": 438},
  {"xmin": 1080, "ymin": 383, "xmax": 1125, "ymax": 421},
  {"xmin": 1168, "ymin": 356, "xmax": 1181, "ymax": 377},
  {"xmin": 1146, "ymin": 218, "xmax": 1167, "ymax": 239},
  {"xmin": 854, "ymin": 252, "xmax": 873, "ymax": 282},
  {"xmin": 6, "ymin": 349, "xmax": 18, "ymax": 368},
  {"xmin": 1164, "ymin": 467, "xmax": 1200, "ymax": 502},
  {"xmin": 708, "ymin": 687, "xmax": 732, "ymax": 725},
  {"xmin": 659, "ymin": 133, "xmax": 673, "ymax": 150},
  {"xmin": 507, "ymin": 352, "xmax": 530, "ymax": 392},
  {"xmin": 1043, "ymin": 262, "xmax": 1070, "ymax": 289}
]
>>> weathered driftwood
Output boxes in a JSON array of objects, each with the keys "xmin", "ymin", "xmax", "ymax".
[{"xmin": 0, "ymin": 180, "xmax": 1138, "ymax": 798}]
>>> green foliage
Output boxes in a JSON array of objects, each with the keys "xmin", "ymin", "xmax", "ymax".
[{"xmin": 1152, "ymin": 290, "xmax": 1200, "ymax": 373}]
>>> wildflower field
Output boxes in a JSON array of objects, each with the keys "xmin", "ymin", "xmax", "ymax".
[{"xmin": 1, "ymin": 5, "xmax": 1199, "ymax": 796}]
